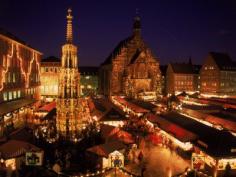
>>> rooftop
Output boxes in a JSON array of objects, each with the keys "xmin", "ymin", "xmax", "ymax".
[
  {"xmin": 169, "ymin": 63, "xmax": 200, "ymax": 74},
  {"xmin": 209, "ymin": 52, "xmax": 236, "ymax": 71},
  {"xmin": 161, "ymin": 111, "xmax": 236, "ymax": 158},
  {"xmin": 87, "ymin": 141, "xmax": 125, "ymax": 158},
  {"xmin": 41, "ymin": 56, "xmax": 60, "ymax": 63},
  {"xmin": 0, "ymin": 28, "xmax": 41, "ymax": 53}
]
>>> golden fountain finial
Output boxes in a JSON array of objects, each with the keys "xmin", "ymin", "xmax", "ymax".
[{"xmin": 66, "ymin": 8, "xmax": 73, "ymax": 43}]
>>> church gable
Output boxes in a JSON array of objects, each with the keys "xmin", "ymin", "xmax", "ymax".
[{"xmin": 99, "ymin": 14, "xmax": 161, "ymax": 97}]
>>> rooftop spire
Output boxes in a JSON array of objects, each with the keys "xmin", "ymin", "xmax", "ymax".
[
  {"xmin": 66, "ymin": 8, "xmax": 73, "ymax": 43},
  {"xmin": 133, "ymin": 8, "xmax": 141, "ymax": 37}
]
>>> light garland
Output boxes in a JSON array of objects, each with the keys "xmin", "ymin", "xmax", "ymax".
[
  {"xmin": 58, "ymin": 167, "xmax": 136, "ymax": 177},
  {"xmin": 0, "ymin": 42, "xmax": 41, "ymax": 91},
  {"xmin": 0, "ymin": 43, "xmax": 14, "ymax": 91}
]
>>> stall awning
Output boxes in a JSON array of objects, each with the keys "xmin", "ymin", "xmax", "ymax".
[
  {"xmin": 0, "ymin": 99, "xmax": 36, "ymax": 117},
  {"xmin": 0, "ymin": 140, "xmax": 41, "ymax": 159},
  {"xmin": 147, "ymin": 113, "xmax": 198, "ymax": 142},
  {"xmin": 87, "ymin": 141, "xmax": 125, "ymax": 158},
  {"xmin": 109, "ymin": 130, "xmax": 134, "ymax": 144},
  {"xmin": 38, "ymin": 101, "xmax": 56, "ymax": 112},
  {"xmin": 114, "ymin": 96, "xmax": 149, "ymax": 113}
]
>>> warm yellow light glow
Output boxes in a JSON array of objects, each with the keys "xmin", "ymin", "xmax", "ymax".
[
  {"xmin": 0, "ymin": 43, "xmax": 40, "ymax": 91},
  {"xmin": 160, "ymin": 130, "xmax": 193, "ymax": 151}
]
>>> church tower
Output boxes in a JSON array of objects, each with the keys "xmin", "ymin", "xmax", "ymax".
[{"xmin": 56, "ymin": 9, "xmax": 82, "ymax": 139}]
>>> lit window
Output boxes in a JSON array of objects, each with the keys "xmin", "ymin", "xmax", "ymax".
[
  {"xmin": 8, "ymin": 92, "xmax": 12, "ymax": 100},
  {"xmin": 54, "ymin": 85, "xmax": 58, "ymax": 92},
  {"xmin": 85, "ymin": 76, "xmax": 90, "ymax": 79},
  {"xmin": 13, "ymin": 73, "xmax": 16, "ymax": 83},
  {"xmin": 45, "ymin": 86, "xmax": 48, "ymax": 92},
  {"xmin": 18, "ymin": 90, "xmax": 21, "ymax": 98},
  {"xmin": 87, "ymin": 85, "xmax": 92, "ymax": 89},
  {"xmin": 13, "ymin": 91, "xmax": 17, "ymax": 99},
  {"xmin": 3, "ymin": 92, "xmax": 7, "ymax": 101}
]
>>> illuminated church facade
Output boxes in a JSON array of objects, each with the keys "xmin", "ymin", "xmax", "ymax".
[{"xmin": 99, "ymin": 15, "xmax": 161, "ymax": 99}]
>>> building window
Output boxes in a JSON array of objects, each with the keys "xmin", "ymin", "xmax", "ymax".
[
  {"xmin": 85, "ymin": 76, "xmax": 90, "ymax": 79},
  {"xmin": 13, "ymin": 91, "xmax": 17, "ymax": 99},
  {"xmin": 45, "ymin": 86, "xmax": 48, "ymax": 93},
  {"xmin": 9, "ymin": 92, "xmax": 12, "ymax": 100},
  {"xmin": 13, "ymin": 73, "xmax": 16, "ymax": 83},
  {"xmin": 18, "ymin": 90, "xmax": 21, "ymax": 98},
  {"xmin": 54, "ymin": 85, "xmax": 58, "ymax": 92},
  {"xmin": 3, "ymin": 92, "xmax": 7, "ymax": 101}
]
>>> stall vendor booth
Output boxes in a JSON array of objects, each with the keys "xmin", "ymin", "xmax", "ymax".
[
  {"xmin": 0, "ymin": 140, "xmax": 43, "ymax": 171},
  {"xmin": 193, "ymin": 132, "xmax": 236, "ymax": 177},
  {"xmin": 87, "ymin": 141, "xmax": 126, "ymax": 169}
]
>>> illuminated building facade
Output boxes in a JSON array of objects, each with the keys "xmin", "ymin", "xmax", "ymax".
[
  {"xmin": 0, "ymin": 29, "xmax": 42, "ymax": 135},
  {"xmin": 40, "ymin": 56, "xmax": 98, "ymax": 99},
  {"xmin": 166, "ymin": 60, "xmax": 200, "ymax": 95},
  {"xmin": 99, "ymin": 15, "xmax": 161, "ymax": 99},
  {"xmin": 40, "ymin": 56, "xmax": 60, "ymax": 101},
  {"xmin": 56, "ymin": 9, "xmax": 84, "ymax": 139},
  {"xmin": 200, "ymin": 52, "xmax": 236, "ymax": 96},
  {"xmin": 80, "ymin": 67, "xmax": 98, "ymax": 96},
  {"xmin": 160, "ymin": 65, "xmax": 167, "ymax": 95}
]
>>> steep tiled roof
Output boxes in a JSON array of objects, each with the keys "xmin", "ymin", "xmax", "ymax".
[
  {"xmin": 210, "ymin": 52, "xmax": 236, "ymax": 71},
  {"xmin": 87, "ymin": 141, "xmax": 125, "ymax": 158},
  {"xmin": 0, "ymin": 28, "xmax": 26, "ymax": 45},
  {"xmin": 130, "ymin": 49, "xmax": 141, "ymax": 64},
  {"xmin": 101, "ymin": 36, "xmax": 133, "ymax": 66},
  {"xmin": 170, "ymin": 63, "xmax": 199, "ymax": 74},
  {"xmin": 79, "ymin": 66, "xmax": 98, "ymax": 75},
  {"xmin": 0, "ymin": 28, "xmax": 41, "ymax": 53},
  {"xmin": 41, "ymin": 56, "xmax": 60, "ymax": 62},
  {"xmin": 100, "ymin": 107, "xmax": 126, "ymax": 121}
]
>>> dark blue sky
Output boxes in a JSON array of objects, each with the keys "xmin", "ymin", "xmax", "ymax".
[{"xmin": 0, "ymin": 0, "xmax": 236, "ymax": 66}]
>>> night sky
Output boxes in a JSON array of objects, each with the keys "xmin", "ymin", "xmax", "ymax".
[{"xmin": 0, "ymin": 0, "xmax": 236, "ymax": 66}]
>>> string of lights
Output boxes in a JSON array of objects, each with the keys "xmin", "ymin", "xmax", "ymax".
[{"xmin": 0, "ymin": 42, "xmax": 40, "ymax": 91}]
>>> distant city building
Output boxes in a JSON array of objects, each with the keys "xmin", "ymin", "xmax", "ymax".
[
  {"xmin": 0, "ymin": 28, "xmax": 42, "ymax": 136},
  {"xmin": 80, "ymin": 67, "xmax": 98, "ymax": 96},
  {"xmin": 99, "ymin": 15, "xmax": 161, "ymax": 100},
  {"xmin": 40, "ymin": 56, "xmax": 60, "ymax": 101},
  {"xmin": 166, "ymin": 59, "xmax": 200, "ymax": 95},
  {"xmin": 200, "ymin": 52, "xmax": 236, "ymax": 96},
  {"xmin": 40, "ymin": 56, "xmax": 98, "ymax": 100},
  {"xmin": 160, "ymin": 65, "xmax": 167, "ymax": 95}
]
